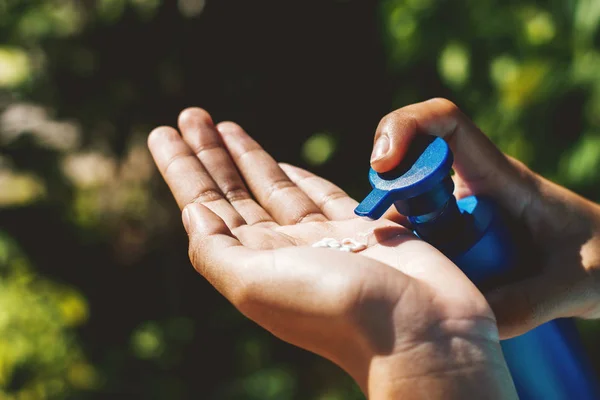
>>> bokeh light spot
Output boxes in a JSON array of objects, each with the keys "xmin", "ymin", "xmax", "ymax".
[
  {"xmin": 0, "ymin": 47, "xmax": 31, "ymax": 88},
  {"xmin": 498, "ymin": 61, "xmax": 549, "ymax": 109},
  {"xmin": 0, "ymin": 171, "xmax": 45, "ymax": 207},
  {"xmin": 131, "ymin": 322, "xmax": 165, "ymax": 359},
  {"xmin": 560, "ymin": 134, "xmax": 600, "ymax": 185},
  {"xmin": 62, "ymin": 152, "xmax": 117, "ymax": 189},
  {"xmin": 18, "ymin": 2, "xmax": 85, "ymax": 38},
  {"xmin": 97, "ymin": 0, "xmax": 126, "ymax": 22},
  {"xmin": 502, "ymin": 134, "xmax": 533, "ymax": 165},
  {"xmin": 438, "ymin": 42, "xmax": 470, "ymax": 88},
  {"xmin": 572, "ymin": 50, "xmax": 600, "ymax": 83},
  {"xmin": 525, "ymin": 11, "xmax": 556, "ymax": 45},
  {"xmin": 58, "ymin": 291, "xmax": 89, "ymax": 327},
  {"xmin": 241, "ymin": 368, "xmax": 296, "ymax": 400},
  {"xmin": 387, "ymin": 5, "xmax": 416, "ymax": 43},
  {"xmin": 0, "ymin": 103, "xmax": 81, "ymax": 151},
  {"xmin": 301, "ymin": 132, "xmax": 337, "ymax": 166},
  {"xmin": 67, "ymin": 362, "xmax": 99, "ymax": 390},
  {"xmin": 178, "ymin": 0, "xmax": 206, "ymax": 18},
  {"xmin": 48, "ymin": 2, "xmax": 85, "ymax": 37},
  {"xmin": 490, "ymin": 55, "xmax": 519, "ymax": 87}
]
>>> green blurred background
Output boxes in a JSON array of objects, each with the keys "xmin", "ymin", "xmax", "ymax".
[{"xmin": 1, "ymin": 0, "xmax": 600, "ymax": 398}]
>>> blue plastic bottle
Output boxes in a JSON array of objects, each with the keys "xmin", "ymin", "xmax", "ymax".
[{"xmin": 355, "ymin": 135, "xmax": 599, "ymax": 399}]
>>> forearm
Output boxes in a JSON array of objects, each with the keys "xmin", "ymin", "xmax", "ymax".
[{"xmin": 366, "ymin": 336, "xmax": 517, "ymax": 399}]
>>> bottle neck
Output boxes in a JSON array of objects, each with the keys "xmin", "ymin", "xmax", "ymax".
[{"xmin": 405, "ymin": 196, "xmax": 473, "ymax": 255}]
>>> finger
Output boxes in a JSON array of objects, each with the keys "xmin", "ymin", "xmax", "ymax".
[
  {"xmin": 279, "ymin": 163, "xmax": 358, "ymax": 220},
  {"xmin": 183, "ymin": 202, "xmax": 259, "ymax": 303},
  {"xmin": 279, "ymin": 163, "xmax": 411, "ymax": 226},
  {"xmin": 371, "ymin": 98, "xmax": 532, "ymax": 217},
  {"xmin": 381, "ymin": 207, "xmax": 410, "ymax": 227},
  {"xmin": 147, "ymin": 126, "xmax": 245, "ymax": 229},
  {"xmin": 178, "ymin": 108, "xmax": 275, "ymax": 226},
  {"xmin": 216, "ymin": 122, "xmax": 328, "ymax": 225}
]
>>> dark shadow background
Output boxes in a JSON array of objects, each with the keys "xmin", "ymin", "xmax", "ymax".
[{"xmin": 1, "ymin": 0, "xmax": 600, "ymax": 398}]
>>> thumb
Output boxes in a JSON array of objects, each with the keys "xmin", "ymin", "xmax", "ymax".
[{"xmin": 370, "ymin": 98, "xmax": 531, "ymax": 215}]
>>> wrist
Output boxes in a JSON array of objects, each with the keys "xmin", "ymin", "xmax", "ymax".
[{"xmin": 365, "ymin": 319, "xmax": 517, "ymax": 399}]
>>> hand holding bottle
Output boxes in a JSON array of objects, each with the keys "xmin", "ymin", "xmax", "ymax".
[{"xmin": 370, "ymin": 97, "xmax": 600, "ymax": 339}]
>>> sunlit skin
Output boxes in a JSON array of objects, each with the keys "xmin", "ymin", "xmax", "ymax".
[
  {"xmin": 372, "ymin": 98, "xmax": 600, "ymax": 339},
  {"xmin": 148, "ymin": 107, "xmax": 517, "ymax": 399}
]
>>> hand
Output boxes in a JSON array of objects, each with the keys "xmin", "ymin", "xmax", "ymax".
[
  {"xmin": 147, "ymin": 108, "xmax": 516, "ymax": 399},
  {"xmin": 371, "ymin": 97, "xmax": 600, "ymax": 339}
]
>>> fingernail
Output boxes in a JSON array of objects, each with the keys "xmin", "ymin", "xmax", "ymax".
[
  {"xmin": 182, "ymin": 207, "xmax": 191, "ymax": 233},
  {"xmin": 370, "ymin": 135, "xmax": 390, "ymax": 163}
]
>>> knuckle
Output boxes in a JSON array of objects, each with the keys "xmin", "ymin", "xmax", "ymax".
[
  {"xmin": 429, "ymin": 97, "xmax": 460, "ymax": 114},
  {"xmin": 378, "ymin": 112, "xmax": 398, "ymax": 133},
  {"xmin": 378, "ymin": 110, "xmax": 416, "ymax": 138},
  {"xmin": 193, "ymin": 140, "xmax": 221, "ymax": 156},
  {"xmin": 162, "ymin": 153, "xmax": 186, "ymax": 177},
  {"xmin": 223, "ymin": 187, "xmax": 250, "ymax": 203},
  {"xmin": 264, "ymin": 178, "xmax": 295, "ymax": 202},
  {"xmin": 295, "ymin": 212, "xmax": 326, "ymax": 224},
  {"xmin": 318, "ymin": 190, "xmax": 347, "ymax": 210},
  {"xmin": 191, "ymin": 188, "xmax": 223, "ymax": 203},
  {"xmin": 236, "ymin": 147, "xmax": 262, "ymax": 162}
]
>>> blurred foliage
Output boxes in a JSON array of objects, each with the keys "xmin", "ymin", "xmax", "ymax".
[
  {"xmin": 0, "ymin": 0, "xmax": 600, "ymax": 398},
  {"xmin": 0, "ymin": 231, "xmax": 95, "ymax": 398}
]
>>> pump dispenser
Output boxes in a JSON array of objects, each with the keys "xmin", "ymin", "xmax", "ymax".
[{"xmin": 355, "ymin": 135, "xmax": 599, "ymax": 399}]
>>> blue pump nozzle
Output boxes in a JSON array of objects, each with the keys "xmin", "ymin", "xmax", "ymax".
[{"xmin": 354, "ymin": 136, "xmax": 454, "ymax": 220}]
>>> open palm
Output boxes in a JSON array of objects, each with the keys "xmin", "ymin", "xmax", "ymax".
[{"xmin": 148, "ymin": 108, "xmax": 511, "ymax": 397}]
